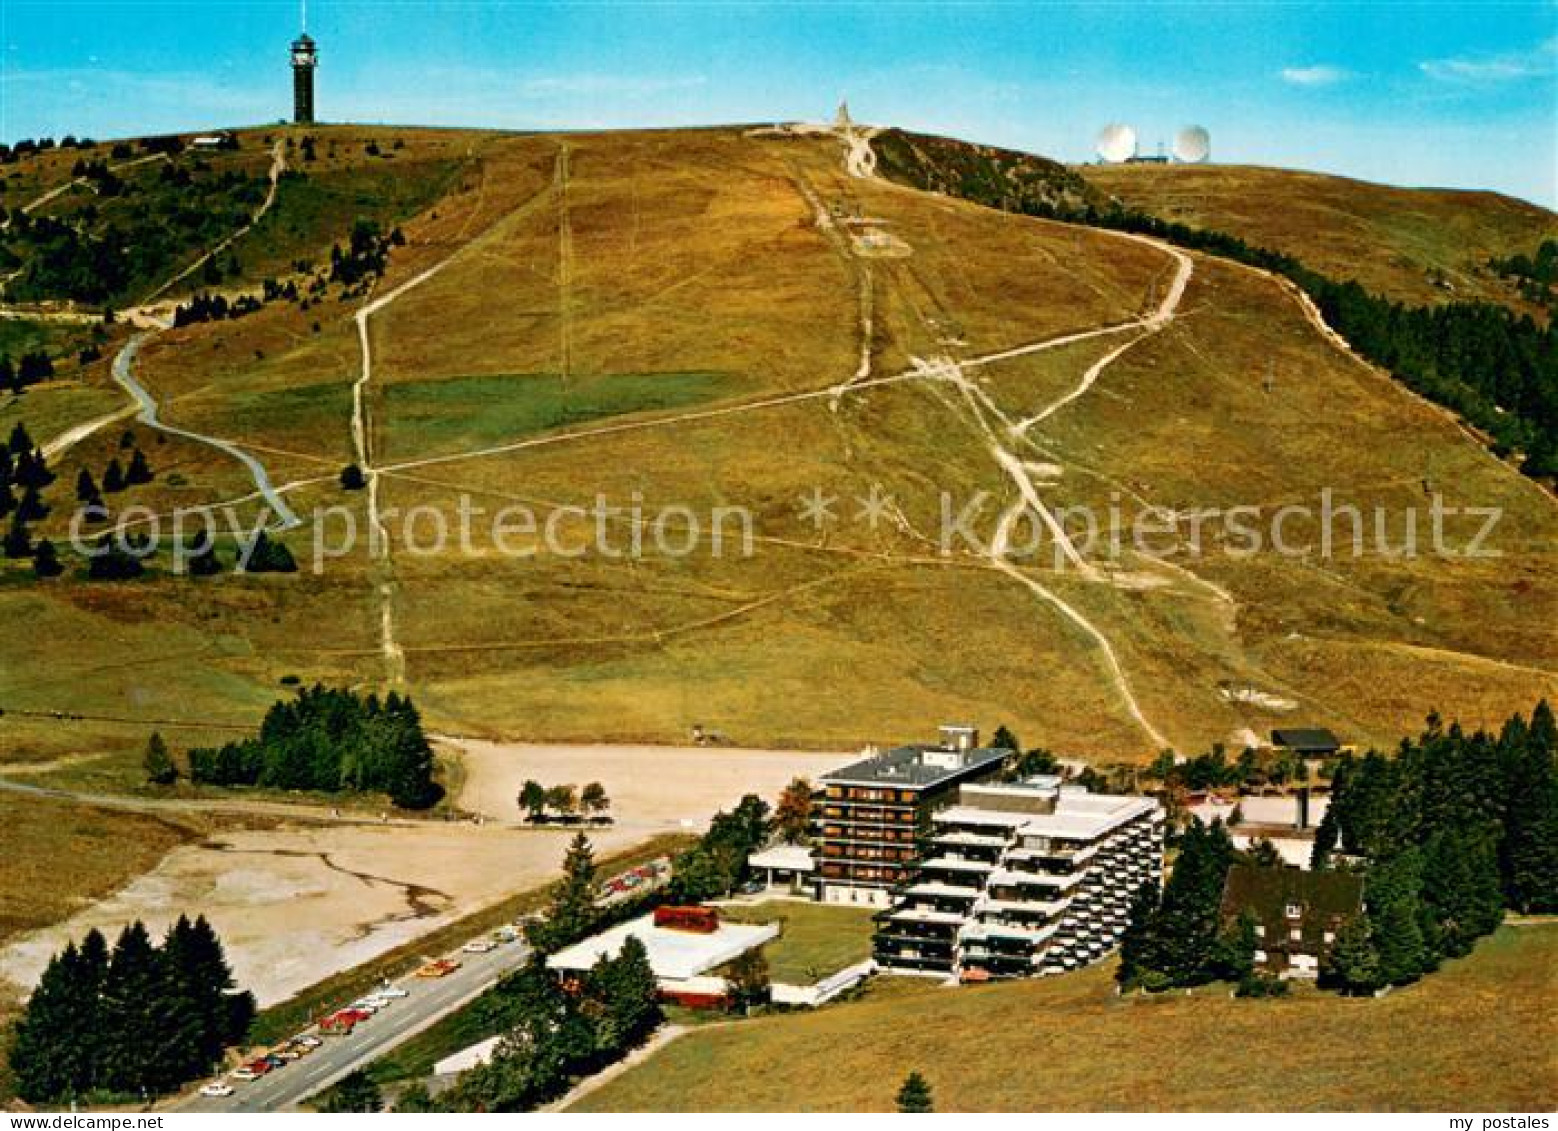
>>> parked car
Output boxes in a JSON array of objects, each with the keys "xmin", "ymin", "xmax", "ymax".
[
  {"xmin": 739, "ymin": 879, "xmax": 765, "ymax": 895},
  {"xmin": 261, "ymin": 1054, "xmax": 287, "ymax": 1070},
  {"xmin": 415, "ymin": 959, "xmax": 461, "ymax": 977},
  {"xmin": 375, "ymin": 985, "xmax": 409, "ymax": 999},
  {"xmin": 462, "ymin": 939, "xmax": 496, "ymax": 954},
  {"xmin": 244, "ymin": 1059, "xmax": 273, "ymax": 1077},
  {"xmin": 200, "ymin": 1081, "xmax": 236, "ymax": 1096},
  {"xmin": 230, "ymin": 1067, "xmax": 259, "ymax": 1082},
  {"xmin": 296, "ymin": 1035, "xmax": 324, "ymax": 1049}
]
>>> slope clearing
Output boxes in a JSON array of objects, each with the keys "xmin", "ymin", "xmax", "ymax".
[
  {"xmin": 0, "ymin": 123, "xmax": 1552, "ymax": 772},
  {"xmin": 1082, "ymin": 163, "xmax": 1557, "ymax": 312}
]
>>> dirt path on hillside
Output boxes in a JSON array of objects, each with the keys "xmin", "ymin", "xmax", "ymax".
[
  {"xmin": 352, "ymin": 162, "xmax": 567, "ymax": 686},
  {"xmin": 37, "ymin": 141, "xmax": 296, "ymax": 487},
  {"xmin": 143, "ymin": 139, "xmax": 288, "ymax": 304},
  {"xmin": 828, "ymin": 207, "xmax": 1194, "ymax": 751},
  {"xmin": 556, "ymin": 146, "xmax": 575, "ymax": 381},
  {"xmin": 842, "ymin": 124, "xmax": 880, "ymax": 179}
]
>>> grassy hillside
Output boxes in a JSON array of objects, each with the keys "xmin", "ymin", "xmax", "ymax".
[
  {"xmin": 0, "ymin": 123, "xmax": 1552, "ymax": 772},
  {"xmin": 575, "ymin": 924, "xmax": 1558, "ymax": 1112},
  {"xmin": 1081, "ymin": 163, "xmax": 1557, "ymax": 312}
]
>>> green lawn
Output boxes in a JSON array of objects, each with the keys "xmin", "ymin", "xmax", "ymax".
[
  {"xmin": 0, "ymin": 319, "xmax": 104, "ymax": 363},
  {"xmin": 722, "ymin": 900, "xmax": 877, "ymax": 985},
  {"xmin": 378, "ymin": 370, "xmax": 740, "ymax": 463},
  {"xmin": 575, "ymin": 923, "xmax": 1558, "ymax": 1112}
]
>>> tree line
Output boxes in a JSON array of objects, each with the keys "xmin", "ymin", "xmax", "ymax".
[
  {"xmin": 11, "ymin": 915, "xmax": 254, "ymax": 1103},
  {"xmin": 663, "ymin": 793, "xmax": 773, "ymax": 904},
  {"xmin": 1118, "ymin": 702, "xmax": 1556, "ymax": 998},
  {"xmin": 1, "ymin": 423, "xmax": 65, "ymax": 578},
  {"xmin": 186, "ymin": 685, "xmax": 441, "ymax": 808},
  {"xmin": 875, "ymin": 139, "xmax": 1558, "ymax": 482},
  {"xmin": 1311, "ymin": 701, "xmax": 1557, "ymax": 993}
]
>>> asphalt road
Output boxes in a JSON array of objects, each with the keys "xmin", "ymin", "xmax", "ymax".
[
  {"xmin": 177, "ymin": 940, "xmax": 533, "ymax": 1113},
  {"xmin": 174, "ymin": 867, "xmax": 667, "ymax": 1112}
]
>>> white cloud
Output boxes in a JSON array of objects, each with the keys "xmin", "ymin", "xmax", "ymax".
[
  {"xmin": 1280, "ymin": 64, "xmax": 1349, "ymax": 87},
  {"xmin": 1420, "ymin": 37, "xmax": 1557, "ymax": 84}
]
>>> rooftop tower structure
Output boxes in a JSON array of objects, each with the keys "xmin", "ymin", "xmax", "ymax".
[{"xmin": 291, "ymin": 13, "xmax": 317, "ymax": 126}]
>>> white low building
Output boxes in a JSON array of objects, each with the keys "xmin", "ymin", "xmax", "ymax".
[
  {"xmin": 747, "ymin": 843, "xmax": 816, "ymax": 895},
  {"xmin": 546, "ymin": 912, "xmax": 779, "ymax": 1005}
]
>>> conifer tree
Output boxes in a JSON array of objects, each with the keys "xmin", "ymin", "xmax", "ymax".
[
  {"xmin": 17, "ymin": 482, "xmax": 47, "ymax": 522},
  {"xmin": 31, "ymin": 538, "xmax": 62, "ymax": 578},
  {"xmin": 187, "ymin": 540, "xmax": 222, "ymax": 576},
  {"xmin": 774, "ymin": 777, "xmax": 813, "ymax": 843},
  {"xmin": 1115, "ymin": 878, "xmax": 1161, "ymax": 989},
  {"xmin": 4, "ymin": 511, "xmax": 32, "ymax": 558},
  {"xmin": 241, "ymin": 530, "xmax": 297, "ymax": 573},
  {"xmin": 528, "ymin": 833, "xmax": 599, "ymax": 952},
  {"xmin": 896, "ymin": 1071, "xmax": 935, "ymax": 1113},
  {"xmin": 102, "ymin": 456, "xmax": 125, "ymax": 493},
  {"xmin": 143, "ymin": 732, "xmax": 177, "ymax": 785},
  {"xmin": 1323, "ymin": 914, "xmax": 1382, "ymax": 996},
  {"xmin": 125, "ymin": 448, "xmax": 153, "ymax": 485}
]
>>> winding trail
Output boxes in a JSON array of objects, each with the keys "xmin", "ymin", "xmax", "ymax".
[
  {"xmin": 35, "ymin": 142, "xmax": 300, "ymax": 514},
  {"xmin": 110, "ymin": 330, "xmax": 302, "ymax": 528},
  {"xmin": 825, "ymin": 141, "xmax": 1193, "ymax": 749},
  {"xmin": 143, "ymin": 139, "xmax": 288, "ymax": 304}
]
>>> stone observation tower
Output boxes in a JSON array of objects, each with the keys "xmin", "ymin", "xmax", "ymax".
[{"xmin": 291, "ymin": 30, "xmax": 318, "ymax": 124}]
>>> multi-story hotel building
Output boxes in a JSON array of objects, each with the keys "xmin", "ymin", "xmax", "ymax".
[
  {"xmin": 873, "ymin": 777, "xmax": 1164, "ymax": 978},
  {"xmin": 815, "ymin": 726, "xmax": 1009, "ymax": 906}
]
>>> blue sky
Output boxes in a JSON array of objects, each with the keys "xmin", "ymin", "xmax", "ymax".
[{"xmin": 2, "ymin": 2, "xmax": 1554, "ymax": 206}]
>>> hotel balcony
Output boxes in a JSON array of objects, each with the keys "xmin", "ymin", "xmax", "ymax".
[
  {"xmin": 903, "ymin": 880, "xmax": 982, "ymax": 903},
  {"xmin": 880, "ymin": 905, "xmax": 967, "ymax": 928},
  {"xmin": 929, "ymin": 828, "xmax": 1013, "ymax": 851}
]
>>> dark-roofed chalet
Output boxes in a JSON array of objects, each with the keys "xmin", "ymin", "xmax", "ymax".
[
  {"xmin": 1270, "ymin": 728, "xmax": 1342, "ymax": 756},
  {"xmin": 1220, "ymin": 863, "xmax": 1363, "ymax": 979},
  {"xmin": 816, "ymin": 726, "xmax": 1010, "ymax": 906}
]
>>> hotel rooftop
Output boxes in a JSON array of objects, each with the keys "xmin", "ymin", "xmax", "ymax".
[{"xmin": 821, "ymin": 725, "xmax": 1010, "ymax": 788}]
